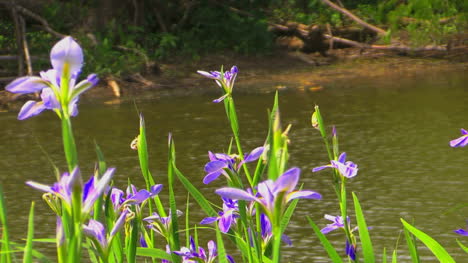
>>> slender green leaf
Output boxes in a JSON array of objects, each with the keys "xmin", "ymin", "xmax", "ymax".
[
  {"xmin": 137, "ymin": 114, "xmax": 166, "ymax": 217},
  {"xmin": 167, "ymin": 135, "xmax": 181, "ymax": 260},
  {"xmin": 404, "ymin": 226, "xmax": 420, "ymax": 262},
  {"xmin": 126, "ymin": 209, "xmax": 139, "ymax": 263},
  {"xmin": 136, "ymin": 248, "xmax": 172, "ymax": 260},
  {"xmin": 352, "ymin": 192, "xmax": 375, "ymax": 262},
  {"xmin": 215, "ymin": 223, "xmax": 228, "ymax": 263},
  {"xmin": 0, "ymin": 185, "xmax": 12, "ymax": 263},
  {"xmin": 401, "ymin": 219, "xmax": 455, "ymax": 263},
  {"xmin": 306, "ymin": 216, "xmax": 343, "ymax": 263},
  {"xmin": 382, "ymin": 247, "xmax": 387, "ymax": 263},
  {"xmin": 173, "ymin": 166, "xmax": 217, "ymax": 217},
  {"xmin": 456, "ymin": 239, "xmax": 468, "ymax": 254},
  {"xmin": 23, "ymin": 202, "xmax": 35, "ymax": 263},
  {"xmin": 280, "ymin": 198, "xmax": 299, "ymax": 233},
  {"xmin": 392, "ymin": 249, "xmax": 397, "ymax": 263}
]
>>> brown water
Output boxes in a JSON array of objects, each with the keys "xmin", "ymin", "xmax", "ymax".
[{"xmin": 1, "ymin": 68, "xmax": 467, "ymax": 262}]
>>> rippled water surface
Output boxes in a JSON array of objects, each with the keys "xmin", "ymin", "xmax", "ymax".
[{"xmin": 1, "ymin": 68, "xmax": 467, "ymax": 262}]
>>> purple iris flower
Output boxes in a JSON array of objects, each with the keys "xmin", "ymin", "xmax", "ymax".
[
  {"xmin": 26, "ymin": 167, "xmax": 115, "ymax": 215},
  {"xmin": 321, "ymin": 214, "xmax": 358, "ymax": 260},
  {"xmin": 215, "ymin": 167, "xmax": 321, "ymax": 218},
  {"xmin": 200, "ymin": 198, "xmax": 239, "ymax": 233},
  {"xmin": 346, "ymin": 240, "xmax": 357, "ymax": 261},
  {"xmin": 110, "ymin": 184, "xmax": 163, "ymax": 211},
  {"xmin": 260, "ymin": 213, "xmax": 292, "ymax": 246},
  {"xmin": 83, "ymin": 208, "xmax": 129, "ymax": 252},
  {"xmin": 173, "ymin": 237, "xmax": 234, "ymax": 263},
  {"xmin": 144, "ymin": 210, "xmax": 183, "ymax": 238},
  {"xmin": 450, "ymin": 129, "xmax": 468, "ymax": 147},
  {"xmin": 454, "ymin": 221, "xmax": 468, "ymax": 236},
  {"xmin": 313, "ymin": 152, "xmax": 358, "ymax": 178},
  {"xmin": 204, "ymin": 146, "xmax": 264, "ymax": 184},
  {"xmin": 197, "ymin": 66, "xmax": 238, "ymax": 103},
  {"xmin": 320, "ymin": 214, "xmax": 347, "ymax": 234},
  {"xmin": 6, "ymin": 36, "xmax": 98, "ymax": 120}
]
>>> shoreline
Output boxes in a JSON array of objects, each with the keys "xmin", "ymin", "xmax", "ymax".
[{"xmin": 1, "ymin": 48, "xmax": 467, "ymax": 111}]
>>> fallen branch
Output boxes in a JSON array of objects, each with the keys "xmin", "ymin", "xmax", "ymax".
[
  {"xmin": 320, "ymin": 0, "xmax": 387, "ymax": 36},
  {"xmin": 324, "ymin": 34, "xmax": 447, "ymax": 52}
]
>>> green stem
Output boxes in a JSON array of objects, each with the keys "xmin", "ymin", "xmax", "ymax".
[
  {"xmin": 61, "ymin": 117, "xmax": 78, "ymax": 172},
  {"xmin": 225, "ymin": 97, "xmax": 253, "ymax": 186}
]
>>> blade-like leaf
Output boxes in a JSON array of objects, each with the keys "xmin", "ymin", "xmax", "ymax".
[
  {"xmin": 306, "ymin": 216, "xmax": 343, "ymax": 263},
  {"xmin": 352, "ymin": 192, "xmax": 375, "ymax": 262},
  {"xmin": 401, "ymin": 219, "xmax": 455, "ymax": 263},
  {"xmin": 173, "ymin": 166, "xmax": 217, "ymax": 217},
  {"xmin": 0, "ymin": 185, "xmax": 12, "ymax": 263},
  {"xmin": 23, "ymin": 202, "xmax": 35, "ymax": 263},
  {"xmin": 404, "ymin": 226, "xmax": 420, "ymax": 262},
  {"xmin": 216, "ymin": 223, "xmax": 228, "ymax": 263},
  {"xmin": 456, "ymin": 239, "xmax": 468, "ymax": 254},
  {"xmin": 136, "ymin": 248, "xmax": 172, "ymax": 260},
  {"xmin": 167, "ymin": 135, "xmax": 181, "ymax": 259}
]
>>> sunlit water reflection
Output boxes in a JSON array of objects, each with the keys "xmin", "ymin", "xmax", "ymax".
[{"xmin": 1, "ymin": 69, "xmax": 467, "ymax": 262}]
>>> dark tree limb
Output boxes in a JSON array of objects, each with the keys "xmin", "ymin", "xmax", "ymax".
[
  {"xmin": 12, "ymin": 3, "xmax": 65, "ymax": 38},
  {"xmin": 19, "ymin": 15, "xmax": 33, "ymax": 75},
  {"xmin": 9, "ymin": 2, "xmax": 24, "ymax": 76},
  {"xmin": 320, "ymin": 0, "xmax": 387, "ymax": 36},
  {"xmin": 174, "ymin": 0, "xmax": 197, "ymax": 31}
]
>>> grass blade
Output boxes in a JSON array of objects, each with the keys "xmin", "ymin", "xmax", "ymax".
[
  {"xmin": 215, "ymin": 223, "xmax": 228, "ymax": 263},
  {"xmin": 352, "ymin": 192, "xmax": 375, "ymax": 262},
  {"xmin": 23, "ymin": 202, "xmax": 35, "ymax": 263},
  {"xmin": 173, "ymin": 166, "xmax": 217, "ymax": 217},
  {"xmin": 167, "ymin": 134, "xmax": 181, "ymax": 260},
  {"xmin": 136, "ymin": 248, "xmax": 172, "ymax": 260},
  {"xmin": 401, "ymin": 219, "xmax": 455, "ymax": 263},
  {"xmin": 403, "ymin": 226, "xmax": 420, "ymax": 262},
  {"xmin": 456, "ymin": 239, "xmax": 468, "ymax": 254},
  {"xmin": 306, "ymin": 216, "xmax": 343, "ymax": 263},
  {"xmin": 0, "ymin": 185, "xmax": 12, "ymax": 263}
]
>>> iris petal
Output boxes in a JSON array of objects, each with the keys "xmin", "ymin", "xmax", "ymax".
[
  {"xmin": 6, "ymin": 76, "xmax": 49, "ymax": 93},
  {"xmin": 215, "ymin": 187, "xmax": 258, "ymax": 202},
  {"xmin": 18, "ymin": 101, "xmax": 47, "ymax": 120},
  {"xmin": 50, "ymin": 36, "xmax": 83, "ymax": 75},
  {"xmin": 274, "ymin": 167, "xmax": 300, "ymax": 193},
  {"xmin": 287, "ymin": 190, "xmax": 322, "ymax": 202}
]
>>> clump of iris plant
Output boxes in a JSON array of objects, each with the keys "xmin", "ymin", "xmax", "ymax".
[
  {"xmin": 6, "ymin": 36, "xmax": 98, "ymax": 120},
  {"xmin": 26, "ymin": 167, "xmax": 115, "ymax": 217},
  {"xmin": 215, "ymin": 168, "xmax": 321, "ymax": 220},
  {"xmin": 197, "ymin": 66, "xmax": 238, "ymax": 103}
]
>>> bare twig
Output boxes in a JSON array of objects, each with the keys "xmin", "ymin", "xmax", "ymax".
[
  {"xmin": 9, "ymin": 3, "xmax": 24, "ymax": 76},
  {"xmin": 13, "ymin": 3, "xmax": 65, "ymax": 38},
  {"xmin": 19, "ymin": 15, "xmax": 33, "ymax": 75},
  {"xmin": 321, "ymin": 0, "xmax": 387, "ymax": 36},
  {"xmin": 174, "ymin": 0, "xmax": 197, "ymax": 31}
]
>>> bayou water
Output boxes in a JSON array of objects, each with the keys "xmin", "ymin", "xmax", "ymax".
[{"xmin": 1, "ymin": 66, "xmax": 467, "ymax": 262}]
